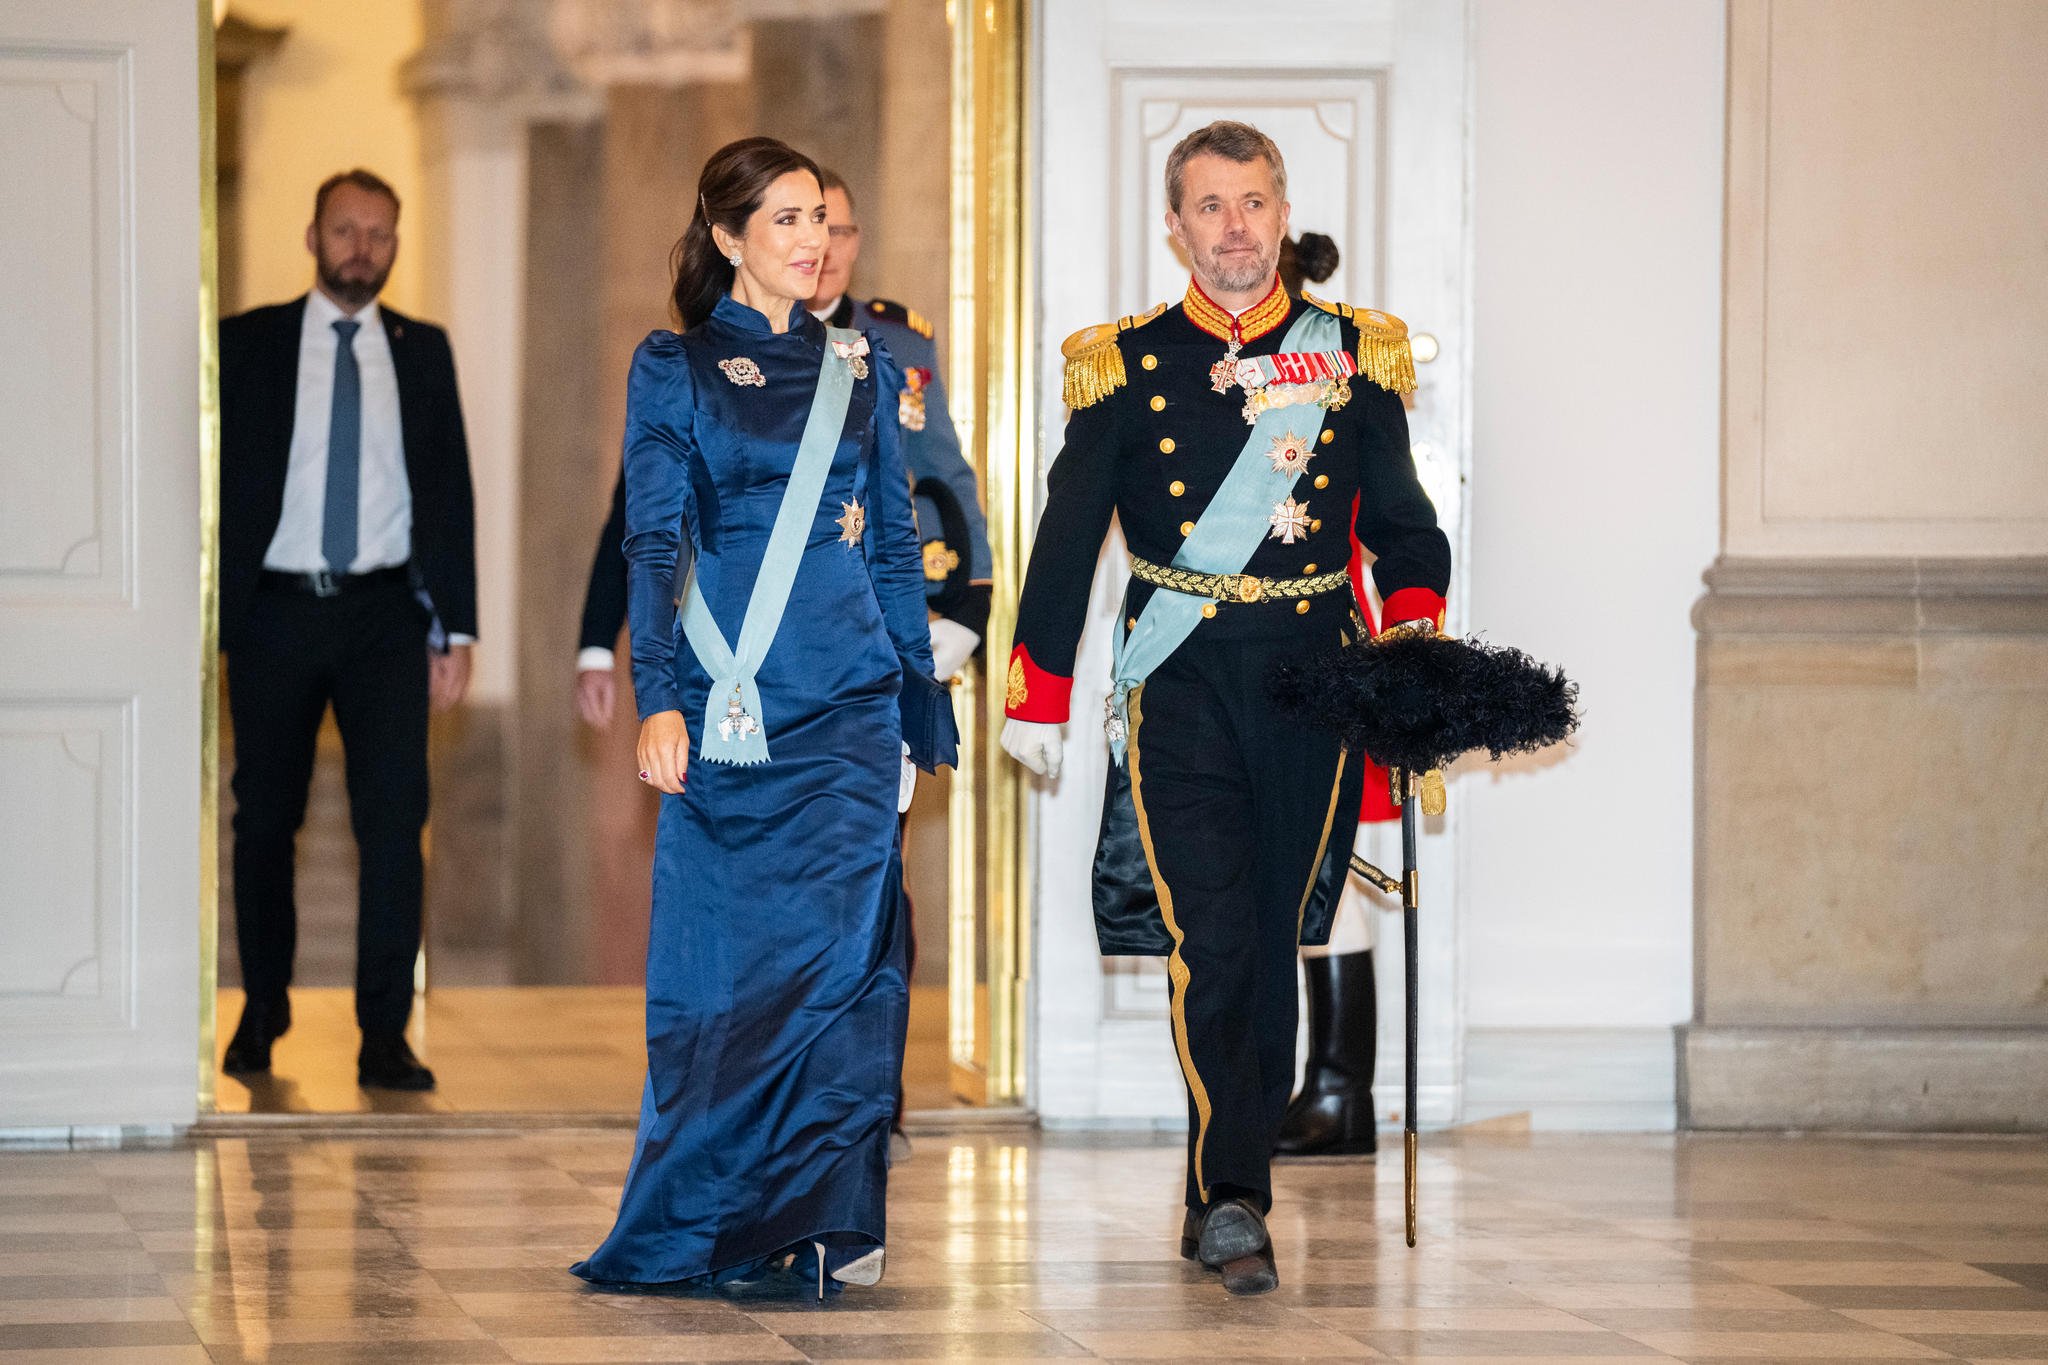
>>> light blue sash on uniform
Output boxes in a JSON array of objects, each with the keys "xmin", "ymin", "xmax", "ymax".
[
  {"xmin": 1107, "ymin": 306, "xmax": 1340, "ymax": 764},
  {"xmin": 681, "ymin": 325, "xmax": 862, "ymax": 765}
]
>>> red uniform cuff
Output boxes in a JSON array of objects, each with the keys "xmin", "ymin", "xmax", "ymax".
[
  {"xmin": 1003, "ymin": 644, "xmax": 1072, "ymax": 723},
  {"xmin": 1378, "ymin": 588, "xmax": 1447, "ymax": 635}
]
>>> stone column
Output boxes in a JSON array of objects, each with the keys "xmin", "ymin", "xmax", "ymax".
[
  {"xmin": 404, "ymin": 0, "xmax": 594, "ymax": 979},
  {"xmin": 1683, "ymin": 1, "xmax": 2048, "ymax": 1130}
]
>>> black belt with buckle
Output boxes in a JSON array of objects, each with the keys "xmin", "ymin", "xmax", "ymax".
[{"xmin": 258, "ymin": 564, "xmax": 411, "ymax": 599}]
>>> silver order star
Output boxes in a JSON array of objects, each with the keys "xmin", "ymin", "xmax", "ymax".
[
  {"xmin": 1268, "ymin": 497, "xmax": 1311, "ymax": 545},
  {"xmin": 1266, "ymin": 430, "xmax": 1315, "ymax": 476},
  {"xmin": 837, "ymin": 500, "xmax": 867, "ymax": 547}
]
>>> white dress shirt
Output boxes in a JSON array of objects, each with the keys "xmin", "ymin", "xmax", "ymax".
[{"xmin": 263, "ymin": 291, "xmax": 411, "ymax": 577}]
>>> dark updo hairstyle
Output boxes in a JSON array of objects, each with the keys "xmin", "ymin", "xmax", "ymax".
[
  {"xmin": 1279, "ymin": 231, "xmax": 1340, "ymax": 294},
  {"xmin": 670, "ymin": 136, "xmax": 824, "ymax": 331}
]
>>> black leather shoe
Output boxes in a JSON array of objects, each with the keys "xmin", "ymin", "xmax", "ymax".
[
  {"xmin": 1218, "ymin": 1240, "xmax": 1279, "ymax": 1296},
  {"xmin": 1197, "ymin": 1198, "xmax": 1269, "ymax": 1268},
  {"xmin": 1179, "ymin": 1208, "xmax": 1201, "ymax": 1260},
  {"xmin": 358, "ymin": 1034, "xmax": 435, "ymax": 1091},
  {"xmin": 221, "ymin": 997, "xmax": 291, "ymax": 1074},
  {"xmin": 1275, "ymin": 949, "xmax": 1378, "ymax": 1158}
]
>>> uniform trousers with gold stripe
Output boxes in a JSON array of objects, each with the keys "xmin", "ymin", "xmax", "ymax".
[{"xmin": 1125, "ymin": 624, "xmax": 1364, "ymax": 1214}]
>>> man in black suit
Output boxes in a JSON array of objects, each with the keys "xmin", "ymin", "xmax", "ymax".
[{"xmin": 217, "ymin": 168, "xmax": 478, "ymax": 1091}]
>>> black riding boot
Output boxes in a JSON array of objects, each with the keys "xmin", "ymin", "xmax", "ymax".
[{"xmin": 1273, "ymin": 949, "xmax": 1377, "ymax": 1157}]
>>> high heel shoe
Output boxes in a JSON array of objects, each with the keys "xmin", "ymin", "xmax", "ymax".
[{"xmin": 809, "ymin": 1242, "xmax": 886, "ymax": 1300}]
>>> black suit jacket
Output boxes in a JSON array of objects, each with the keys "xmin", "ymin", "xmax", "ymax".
[
  {"xmin": 218, "ymin": 294, "xmax": 478, "ymax": 653},
  {"xmin": 578, "ymin": 472, "xmax": 628, "ymax": 654}
]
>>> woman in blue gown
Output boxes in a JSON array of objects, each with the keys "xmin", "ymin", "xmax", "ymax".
[{"xmin": 572, "ymin": 138, "xmax": 933, "ymax": 1297}]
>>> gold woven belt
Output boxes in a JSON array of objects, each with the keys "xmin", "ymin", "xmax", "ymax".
[{"xmin": 1129, "ymin": 556, "xmax": 1351, "ymax": 606}]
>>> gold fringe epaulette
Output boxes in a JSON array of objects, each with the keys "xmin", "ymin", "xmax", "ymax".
[
  {"xmin": 1061, "ymin": 302, "xmax": 1167, "ymax": 409},
  {"xmin": 1302, "ymin": 293, "xmax": 1417, "ymax": 395}
]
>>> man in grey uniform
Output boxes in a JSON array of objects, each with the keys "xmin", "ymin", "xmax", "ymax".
[{"xmin": 812, "ymin": 167, "xmax": 991, "ymax": 679}]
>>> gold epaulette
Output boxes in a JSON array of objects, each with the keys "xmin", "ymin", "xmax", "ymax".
[
  {"xmin": 1061, "ymin": 302, "xmax": 1167, "ymax": 409},
  {"xmin": 865, "ymin": 297, "xmax": 933, "ymax": 339},
  {"xmin": 1302, "ymin": 293, "xmax": 1417, "ymax": 395}
]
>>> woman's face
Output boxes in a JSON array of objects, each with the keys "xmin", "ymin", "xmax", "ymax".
[{"xmin": 729, "ymin": 171, "xmax": 828, "ymax": 302}]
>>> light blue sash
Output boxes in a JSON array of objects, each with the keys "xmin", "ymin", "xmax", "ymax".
[
  {"xmin": 1108, "ymin": 307, "xmax": 1339, "ymax": 763},
  {"xmin": 681, "ymin": 325, "xmax": 862, "ymax": 765}
]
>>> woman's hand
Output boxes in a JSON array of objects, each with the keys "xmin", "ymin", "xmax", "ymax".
[{"xmin": 637, "ymin": 710, "xmax": 690, "ymax": 794}]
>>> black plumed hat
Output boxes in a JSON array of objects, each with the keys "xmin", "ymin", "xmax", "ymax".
[{"xmin": 1270, "ymin": 632, "xmax": 1579, "ymax": 774}]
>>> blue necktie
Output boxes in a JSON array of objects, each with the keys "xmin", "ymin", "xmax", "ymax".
[{"xmin": 322, "ymin": 318, "xmax": 362, "ymax": 574}]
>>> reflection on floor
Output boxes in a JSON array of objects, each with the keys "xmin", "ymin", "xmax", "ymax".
[
  {"xmin": 211, "ymin": 985, "xmax": 962, "ymax": 1117},
  {"xmin": 6, "ymin": 1130, "xmax": 2048, "ymax": 1360}
]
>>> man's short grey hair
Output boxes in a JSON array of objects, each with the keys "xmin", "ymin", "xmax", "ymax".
[{"xmin": 1164, "ymin": 120, "xmax": 1287, "ymax": 214}]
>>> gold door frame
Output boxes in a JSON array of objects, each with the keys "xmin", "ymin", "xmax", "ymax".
[
  {"xmin": 192, "ymin": 0, "xmax": 1037, "ymax": 1115},
  {"xmin": 946, "ymin": 0, "xmax": 1033, "ymax": 1107},
  {"xmin": 196, "ymin": 0, "xmax": 222, "ymax": 1116}
]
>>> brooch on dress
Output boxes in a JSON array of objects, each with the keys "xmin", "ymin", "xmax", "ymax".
[
  {"xmin": 831, "ymin": 335, "xmax": 871, "ymax": 380},
  {"xmin": 719, "ymin": 356, "xmax": 766, "ymax": 387}
]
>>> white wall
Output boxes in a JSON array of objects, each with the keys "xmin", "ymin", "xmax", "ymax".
[{"xmin": 1462, "ymin": 1, "xmax": 1723, "ymax": 1046}]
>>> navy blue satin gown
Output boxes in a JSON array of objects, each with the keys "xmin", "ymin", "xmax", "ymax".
[{"xmin": 572, "ymin": 296, "xmax": 933, "ymax": 1289}]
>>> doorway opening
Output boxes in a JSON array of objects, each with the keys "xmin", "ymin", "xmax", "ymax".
[{"xmin": 199, "ymin": 0, "xmax": 1032, "ymax": 1127}]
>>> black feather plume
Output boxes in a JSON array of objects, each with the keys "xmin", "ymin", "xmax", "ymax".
[{"xmin": 1270, "ymin": 633, "xmax": 1579, "ymax": 773}]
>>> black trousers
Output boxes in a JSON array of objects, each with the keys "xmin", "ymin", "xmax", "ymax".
[
  {"xmin": 1125, "ymin": 627, "xmax": 1359, "ymax": 1213},
  {"xmin": 226, "ymin": 579, "xmax": 430, "ymax": 1035}
]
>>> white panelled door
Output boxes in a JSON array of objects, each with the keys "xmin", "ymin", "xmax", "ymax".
[
  {"xmin": 1032, "ymin": 0, "xmax": 1470, "ymax": 1126},
  {"xmin": 0, "ymin": 0, "xmax": 204, "ymax": 1129}
]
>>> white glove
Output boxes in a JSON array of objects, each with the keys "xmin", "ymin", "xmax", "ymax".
[
  {"xmin": 1000, "ymin": 718, "xmax": 1064, "ymax": 780},
  {"xmin": 899, "ymin": 741, "xmax": 916, "ymax": 813},
  {"xmin": 928, "ymin": 619, "xmax": 980, "ymax": 679}
]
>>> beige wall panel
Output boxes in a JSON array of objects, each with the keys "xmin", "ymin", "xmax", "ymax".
[
  {"xmin": 1697, "ymin": 608, "xmax": 2048, "ymax": 1030},
  {"xmin": 1724, "ymin": 0, "xmax": 2048, "ymax": 556}
]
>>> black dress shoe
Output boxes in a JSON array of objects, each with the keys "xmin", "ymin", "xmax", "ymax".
[
  {"xmin": 221, "ymin": 997, "xmax": 291, "ymax": 1074},
  {"xmin": 1275, "ymin": 950, "xmax": 1379, "ymax": 1158},
  {"xmin": 1179, "ymin": 1208, "xmax": 1201, "ymax": 1260},
  {"xmin": 1218, "ymin": 1241, "xmax": 1279, "ymax": 1296},
  {"xmin": 358, "ymin": 1034, "xmax": 436, "ymax": 1091},
  {"xmin": 1197, "ymin": 1197, "xmax": 1269, "ymax": 1268}
]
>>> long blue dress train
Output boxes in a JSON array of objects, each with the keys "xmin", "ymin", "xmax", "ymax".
[{"xmin": 572, "ymin": 296, "xmax": 934, "ymax": 1289}]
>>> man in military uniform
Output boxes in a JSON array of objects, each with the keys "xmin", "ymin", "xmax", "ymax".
[
  {"xmin": 1000, "ymin": 121, "xmax": 1449, "ymax": 1294},
  {"xmin": 813, "ymin": 168, "xmax": 990, "ymax": 675}
]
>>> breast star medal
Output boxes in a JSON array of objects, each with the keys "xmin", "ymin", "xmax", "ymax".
[
  {"xmin": 1268, "ymin": 497, "xmax": 1311, "ymax": 545},
  {"xmin": 718, "ymin": 356, "xmax": 765, "ymax": 387},
  {"xmin": 1266, "ymin": 430, "xmax": 1315, "ymax": 476},
  {"xmin": 837, "ymin": 500, "xmax": 866, "ymax": 547},
  {"xmin": 718, "ymin": 689, "xmax": 761, "ymax": 743}
]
